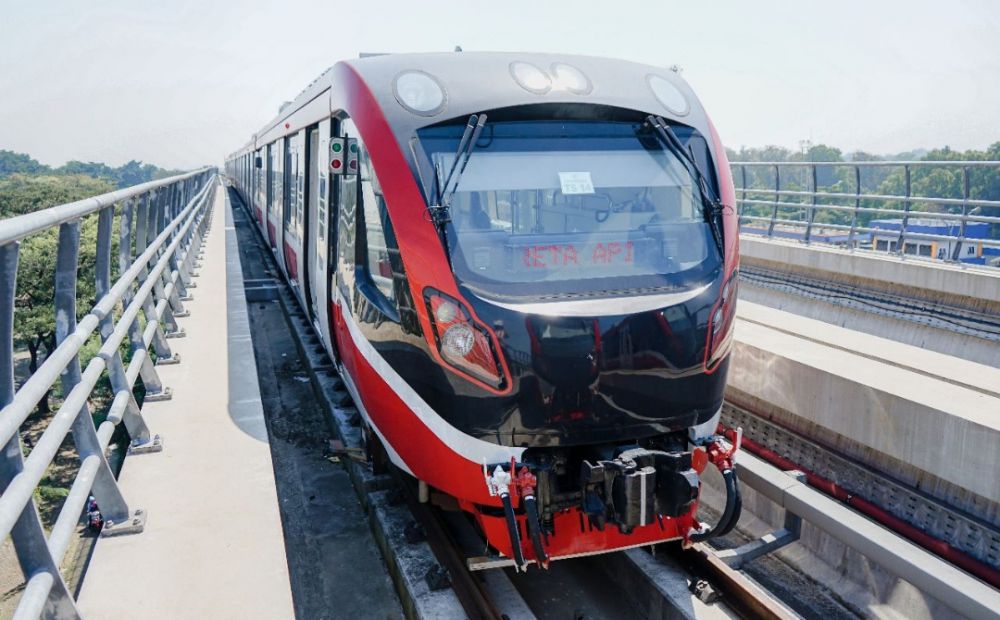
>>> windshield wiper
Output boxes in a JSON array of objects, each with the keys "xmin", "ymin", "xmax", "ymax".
[
  {"xmin": 647, "ymin": 115, "xmax": 725, "ymax": 256},
  {"xmin": 429, "ymin": 113, "xmax": 487, "ymax": 230}
]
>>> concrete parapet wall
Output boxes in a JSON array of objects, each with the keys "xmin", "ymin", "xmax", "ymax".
[
  {"xmin": 740, "ymin": 236, "xmax": 1000, "ymax": 314},
  {"xmin": 728, "ymin": 305, "xmax": 1000, "ymax": 523}
]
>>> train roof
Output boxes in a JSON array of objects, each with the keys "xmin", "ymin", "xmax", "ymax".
[{"xmin": 228, "ymin": 51, "xmax": 714, "ymax": 160}]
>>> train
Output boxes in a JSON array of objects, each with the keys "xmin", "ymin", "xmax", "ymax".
[{"xmin": 225, "ymin": 51, "xmax": 742, "ymax": 570}]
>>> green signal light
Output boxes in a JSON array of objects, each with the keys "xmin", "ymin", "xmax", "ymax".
[
  {"xmin": 331, "ymin": 142, "xmax": 343, "ymax": 153},
  {"xmin": 349, "ymin": 143, "xmax": 358, "ymax": 153}
]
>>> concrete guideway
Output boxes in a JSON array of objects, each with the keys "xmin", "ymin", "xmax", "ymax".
[
  {"xmin": 77, "ymin": 184, "xmax": 294, "ymax": 618},
  {"xmin": 729, "ymin": 300, "xmax": 1000, "ymax": 515},
  {"xmin": 740, "ymin": 235, "xmax": 1000, "ymax": 305},
  {"xmin": 737, "ymin": 301, "xmax": 1000, "ymax": 399}
]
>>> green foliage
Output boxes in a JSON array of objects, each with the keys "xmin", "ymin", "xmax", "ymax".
[
  {"xmin": 0, "ymin": 175, "xmax": 115, "ymax": 411},
  {"xmin": 0, "ymin": 149, "xmax": 182, "ymax": 189},
  {"xmin": 0, "ymin": 174, "xmax": 113, "ymax": 217},
  {"xmin": 0, "ymin": 150, "xmax": 49, "ymax": 176}
]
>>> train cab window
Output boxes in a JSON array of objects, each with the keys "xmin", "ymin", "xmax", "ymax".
[
  {"xmin": 416, "ymin": 117, "xmax": 723, "ymax": 301},
  {"xmin": 356, "ymin": 135, "xmax": 398, "ymax": 303}
]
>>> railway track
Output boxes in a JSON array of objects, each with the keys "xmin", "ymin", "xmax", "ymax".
[
  {"xmin": 739, "ymin": 265, "xmax": 1000, "ymax": 342},
  {"xmin": 722, "ymin": 401, "xmax": 1000, "ymax": 579}
]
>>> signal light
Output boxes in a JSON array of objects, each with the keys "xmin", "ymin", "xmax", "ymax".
[
  {"xmin": 346, "ymin": 139, "xmax": 359, "ymax": 175},
  {"xmin": 330, "ymin": 138, "xmax": 346, "ymax": 175},
  {"xmin": 425, "ymin": 289, "xmax": 505, "ymax": 389}
]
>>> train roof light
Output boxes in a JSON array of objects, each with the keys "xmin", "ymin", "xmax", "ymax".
[
  {"xmin": 551, "ymin": 62, "xmax": 591, "ymax": 95},
  {"xmin": 510, "ymin": 62, "xmax": 551, "ymax": 95},
  {"xmin": 647, "ymin": 74, "xmax": 690, "ymax": 116},
  {"xmin": 393, "ymin": 70, "xmax": 446, "ymax": 116}
]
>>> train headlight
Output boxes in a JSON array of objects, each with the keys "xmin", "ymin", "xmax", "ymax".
[
  {"xmin": 442, "ymin": 323, "xmax": 476, "ymax": 357},
  {"xmin": 647, "ymin": 74, "xmax": 690, "ymax": 116},
  {"xmin": 434, "ymin": 299, "xmax": 459, "ymax": 324},
  {"xmin": 393, "ymin": 70, "xmax": 446, "ymax": 116},
  {"xmin": 551, "ymin": 63, "xmax": 591, "ymax": 95},
  {"xmin": 711, "ymin": 307, "xmax": 724, "ymax": 334},
  {"xmin": 425, "ymin": 289, "xmax": 507, "ymax": 390},
  {"xmin": 510, "ymin": 62, "xmax": 551, "ymax": 94}
]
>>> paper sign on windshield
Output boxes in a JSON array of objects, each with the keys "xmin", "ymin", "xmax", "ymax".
[{"xmin": 558, "ymin": 171, "xmax": 595, "ymax": 195}]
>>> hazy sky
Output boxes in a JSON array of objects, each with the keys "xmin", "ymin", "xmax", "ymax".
[{"xmin": 1, "ymin": 0, "xmax": 998, "ymax": 170}]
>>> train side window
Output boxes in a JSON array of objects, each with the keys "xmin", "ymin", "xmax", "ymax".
[
  {"xmin": 357, "ymin": 142, "xmax": 397, "ymax": 303},
  {"xmin": 337, "ymin": 164, "xmax": 357, "ymax": 272},
  {"xmin": 283, "ymin": 138, "xmax": 293, "ymax": 228}
]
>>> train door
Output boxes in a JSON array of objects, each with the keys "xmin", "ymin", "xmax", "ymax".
[
  {"xmin": 255, "ymin": 149, "xmax": 266, "ymax": 233},
  {"xmin": 266, "ymin": 143, "xmax": 279, "ymax": 250},
  {"xmin": 307, "ymin": 121, "xmax": 336, "ymax": 357},
  {"xmin": 332, "ymin": 119, "xmax": 358, "ymax": 371},
  {"xmin": 282, "ymin": 131, "xmax": 306, "ymax": 301}
]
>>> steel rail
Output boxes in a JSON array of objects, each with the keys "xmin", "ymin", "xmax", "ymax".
[
  {"xmin": 739, "ymin": 187, "xmax": 1000, "ymax": 211},
  {"xmin": 737, "ymin": 197, "xmax": 1000, "ymax": 224},
  {"xmin": 0, "ymin": 169, "xmax": 215, "ymax": 619},
  {"xmin": 392, "ymin": 471, "xmax": 504, "ymax": 620},
  {"xmin": 678, "ymin": 544, "xmax": 796, "ymax": 620}
]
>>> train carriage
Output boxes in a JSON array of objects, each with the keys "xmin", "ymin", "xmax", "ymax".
[{"xmin": 226, "ymin": 51, "xmax": 742, "ymax": 570}]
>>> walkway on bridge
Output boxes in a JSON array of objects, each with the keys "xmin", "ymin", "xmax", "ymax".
[{"xmin": 77, "ymin": 184, "xmax": 294, "ymax": 618}]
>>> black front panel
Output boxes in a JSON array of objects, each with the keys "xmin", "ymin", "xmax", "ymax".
[{"xmin": 360, "ymin": 276, "xmax": 726, "ymax": 449}]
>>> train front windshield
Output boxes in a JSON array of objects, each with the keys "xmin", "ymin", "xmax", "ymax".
[{"xmin": 416, "ymin": 119, "xmax": 723, "ymax": 301}]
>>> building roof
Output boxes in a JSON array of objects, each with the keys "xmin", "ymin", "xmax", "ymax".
[{"xmin": 870, "ymin": 218, "xmax": 990, "ymax": 239}]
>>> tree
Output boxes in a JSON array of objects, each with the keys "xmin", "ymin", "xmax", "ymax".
[
  {"xmin": 0, "ymin": 174, "xmax": 113, "ymax": 412},
  {"xmin": 0, "ymin": 150, "xmax": 50, "ymax": 176}
]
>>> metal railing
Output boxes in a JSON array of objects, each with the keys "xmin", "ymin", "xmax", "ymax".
[
  {"xmin": 730, "ymin": 160, "xmax": 1000, "ymax": 266},
  {"xmin": 0, "ymin": 169, "xmax": 216, "ymax": 619}
]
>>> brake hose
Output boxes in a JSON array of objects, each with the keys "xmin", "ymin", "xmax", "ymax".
[{"xmin": 690, "ymin": 467, "xmax": 742, "ymax": 542}]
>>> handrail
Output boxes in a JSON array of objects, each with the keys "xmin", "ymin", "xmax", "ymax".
[
  {"xmin": 0, "ymin": 169, "xmax": 216, "ymax": 619},
  {"xmin": 729, "ymin": 160, "xmax": 1000, "ymax": 265},
  {"xmin": 0, "ymin": 167, "xmax": 213, "ymax": 246}
]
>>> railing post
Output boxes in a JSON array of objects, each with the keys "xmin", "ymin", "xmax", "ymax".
[
  {"xmin": 135, "ymin": 192, "xmax": 176, "ymax": 363},
  {"xmin": 767, "ymin": 164, "xmax": 780, "ymax": 237},
  {"xmin": 848, "ymin": 165, "xmax": 860, "ymax": 250},
  {"xmin": 147, "ymin": 190, "xmax": 183, "ymax": 337},
  {"xmin": 119, "ymin": 199, "xmax": 170, "ymax": 397},
  {"xmin": 896, "ymin": 164, "xmax": 911, "ymax": 256},
  {"xmin": 0, "ymin": 241, "xmax": 82, "ymax": 619},
  {"xmin": 55, "ymin": 220, "xmax": 137, "ymax": 528},
  {"xmin": 739, "ymin": 165, "xmax": 747, "ymax": 223},
  {"xmin": 95, "ymin": 206, "xmax": 157, "ymax": 451},
  {"xmin": 804, "ymin": 164, "xmax": 818, "ymax": 244},
  {"xmin": 951, "ymin": 166, "xmax": 970, "ymax": 261}
]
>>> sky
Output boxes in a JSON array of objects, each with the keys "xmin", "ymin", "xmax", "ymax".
[{"xmin": 1, "ymin": 0, "xmax": 998, "ymax": 170}]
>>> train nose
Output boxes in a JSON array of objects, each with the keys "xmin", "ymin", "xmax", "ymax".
[{"xmin": 526, "ymin": 317, "xmax": 600, "ymax": 391}]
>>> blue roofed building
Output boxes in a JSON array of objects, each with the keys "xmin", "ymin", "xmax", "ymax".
[{"xmin": 868, "ymin": 218, "xmax": 994, "ymax": 264}]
